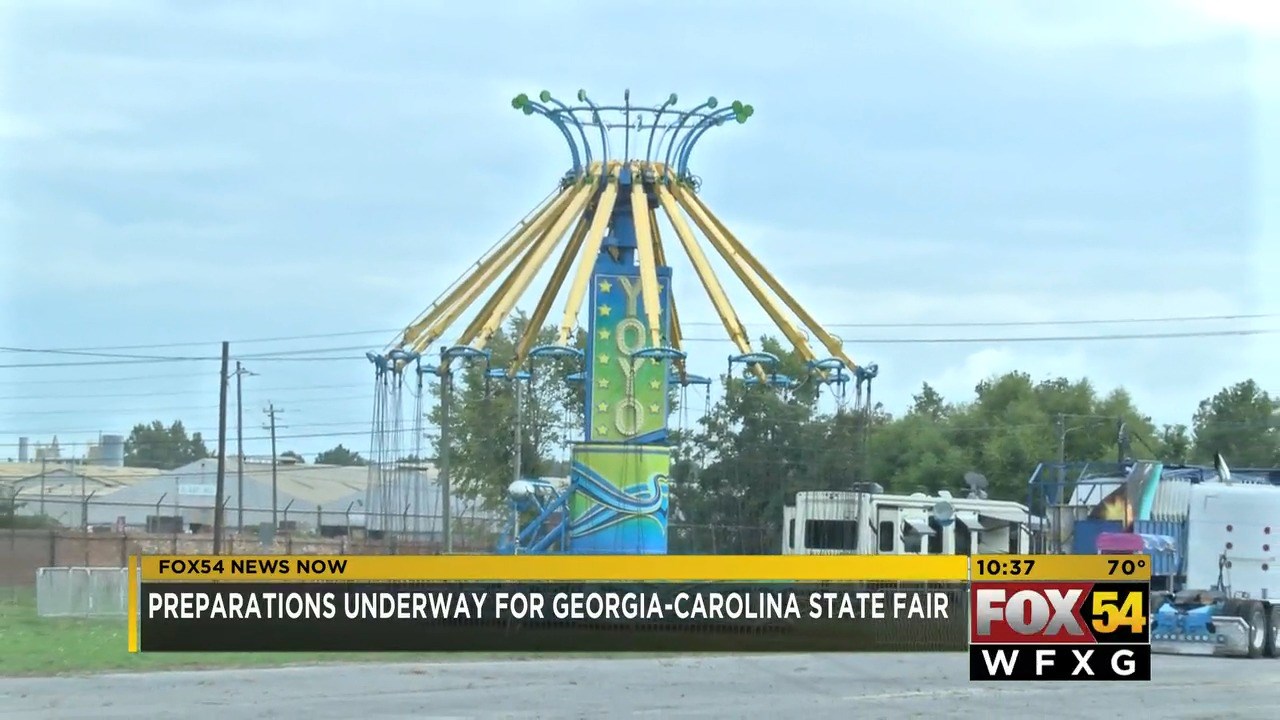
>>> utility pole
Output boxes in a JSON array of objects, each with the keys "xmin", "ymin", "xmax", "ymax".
[
  {"xmin": 1055, "ymin": 413, "xmax": 1066, "ymax": 505},
  {"xmin": 236, "ymin": 362, "xmax": 245, "ymax": 533},
  {"xmin": 1056, "ymin": 413, "xmax": 1067, "ymax": 467},
  {"xmin": 213, "ymin": 341, "xmax": 230, "ymax": 555},
  {"xmin": 513, "ymin": 375, "xmax": 523, "ymax": 489},
  {"xmin": 264, "ymin": 404, "xmax": 284, "ymax": 528},
  {"xmin": 439, "ymin": 371, "xmax": 452, "ymax": 553},
  {"xmin": 232, "ymin": 363, "xmax": 256, "ymax": 534}
]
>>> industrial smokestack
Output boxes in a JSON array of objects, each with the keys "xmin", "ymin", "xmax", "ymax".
[{"xmin": 18, "ymin": 437, "xmax": 29, "ymax": 463}]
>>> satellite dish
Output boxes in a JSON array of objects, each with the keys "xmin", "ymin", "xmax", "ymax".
[
  {"xmin": 932, "ymin": 500, "xmax": 955, "ymax": 526},
  {"xmin": 964, "ymin": 471, "xmax": 989, "ymax": 499}
]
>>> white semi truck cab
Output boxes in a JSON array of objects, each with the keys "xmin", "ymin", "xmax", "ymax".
[{"xmin": 1149, "ymin": 481, "xmax": 1280, "ymax": 658}]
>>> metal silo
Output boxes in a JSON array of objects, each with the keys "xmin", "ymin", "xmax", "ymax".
[{"xmin": 101, "ymin": 434, "xmax": 125, "ymax": 467}]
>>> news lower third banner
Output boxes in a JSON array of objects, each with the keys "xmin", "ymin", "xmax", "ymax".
[
  {"xmin": 139, "ymin": 581, "xmax": 966, "ymax": 652},
  {"xmin": 126, "ymin": 553, "xmax": 1151, "ymax": 669},
  {"xmin": 129, "ymin": 555, "xmax": 968, "ymax": 653}
]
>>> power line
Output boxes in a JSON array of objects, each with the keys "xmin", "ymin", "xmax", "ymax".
[
  {"xmin": 686, "ymin": 327, "xmax": 1274, "ymax": 345},
  {"xmin": 0, "ymin": 371, "xmax": 225, "ymax": 386},
  {"xmin": 0, "ymin": 420, "xmax": 439, "ymax": 443},
  {"xmin": 0, "ymin": 357, "xmax": 222, "ymax": 369},
  {"xmin": 2, "ymin": 312, "xmax": 1273, "ymax": 355},
  {"xmin": 5, "ymin": 325, "xmax": 1278, "ymax": 370},
  {"xmin": 0, "ymin": 382, "xmax": 369, "ymax": 402},
  {"xmin": 0, "ymin": 394, "xmax": 372, "ymax": 418},
  {"xmin": 0, "ymin": 328, "xmax": 403, "ymax": 352},
  {"xmin": 0, "ymin": 347, "xmax": 220, "ymax": 361},
  {"xmin": 773, "ymin": 313, "xmax": 1279, "ymax": 329}
]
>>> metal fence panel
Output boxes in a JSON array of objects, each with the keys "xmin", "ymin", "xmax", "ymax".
[{"xmin": 35, "ymin": 567, "xmax": 128, "ymax": 617}]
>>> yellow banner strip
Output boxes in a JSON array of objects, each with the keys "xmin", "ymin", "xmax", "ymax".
[
  {"xmin": 127, "ymin": 555, "xmax": 139, "ymax": 653},
  {"xmin": 140, "ymin": 554, "xmax": 969, "ymax": 583}
]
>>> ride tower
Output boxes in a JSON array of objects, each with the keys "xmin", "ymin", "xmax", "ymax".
[{"xmin": 369, "ymin": 89, "xmax": 876, "ymax": 556}]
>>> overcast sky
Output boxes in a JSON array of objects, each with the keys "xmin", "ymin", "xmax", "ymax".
[{"xmin": 0, "ymin": 0, "xmax": 1276, "ymax": 461}]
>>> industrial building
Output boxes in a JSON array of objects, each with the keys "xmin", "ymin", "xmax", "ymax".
[
  {"xmin": 2, "ymin": 433, "xmax": 160, "ymax": 526},
  {"xmin": 2, "ymin": 435, "xmax": 503, "ymax": 539},
  {"xmin": 0, "ymin": 461, "xmax": 162, "ymax": 525},
  {"xmin": 4, "ymin": 458, "xmax": 505, "ymax": 539}
]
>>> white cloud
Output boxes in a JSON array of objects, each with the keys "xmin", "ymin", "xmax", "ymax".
[
  {"xmin": 17, "ymin": 142, "xmax": 258, "ymax": 174},
  {"xmin": 935, "ymin": 0, "xmax": 1251, "ymax": 49},
  {"xmin": 930, "ymin": 346, "xmax": 1088, "ymax": 400},
  {"xmin": 1178, "ymin": 0, "xmax": 1280, "ymax": 36},
  {"xmin": 0, "ymin": 111, "xmax": 50, "ymax": 141}
]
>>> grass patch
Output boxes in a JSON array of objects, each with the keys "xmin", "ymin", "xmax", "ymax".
[
  {"xmin": 0, "ymin": 587, "xmax": 701, "ymax": 677},
  {"xmin": 0, "ymin": 587, "xmax": 561, "ymax": 676}
]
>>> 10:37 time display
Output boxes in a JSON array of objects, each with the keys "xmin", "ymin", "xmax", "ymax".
[{"xmin": 975, "ymin": 558, "xmax": 1036, "ymax": 577}]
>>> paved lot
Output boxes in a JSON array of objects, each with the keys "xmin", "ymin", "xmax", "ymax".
[{"xmin": 3, "ymin": 653, "xmax": 1277, "ymax": 719}]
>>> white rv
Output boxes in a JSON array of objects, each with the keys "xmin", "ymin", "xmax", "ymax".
[{"xmin": 782, "ymin": 484, "xmax": 1042, "ymax": 556}]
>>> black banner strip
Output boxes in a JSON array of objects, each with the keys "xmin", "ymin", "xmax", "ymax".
[{"xmin": 140, "ymin": 581, "xmax": 968, "ymax": 652}]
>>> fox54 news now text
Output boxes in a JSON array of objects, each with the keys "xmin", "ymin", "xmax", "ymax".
[{"xmin": 969, "ymin": 581, "xmax": 1151, "ymax": 681}]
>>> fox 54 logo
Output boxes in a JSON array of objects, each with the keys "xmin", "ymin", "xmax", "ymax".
[{"xmin": 970, "ymin": 582, "xmax": 1148, "ymax": 644}]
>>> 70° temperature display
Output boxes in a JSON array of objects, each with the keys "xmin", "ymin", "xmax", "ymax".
[{"xmin": 1105, "ymin": 559, "xmax": 1147, "ymax": 576}]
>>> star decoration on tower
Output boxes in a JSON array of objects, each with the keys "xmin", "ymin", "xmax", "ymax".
[
  {"xmin": 597, "ymin": 402, "xmax": 608, "ymax": 412},
  {"xmin": 597, "ymin": 353, "xmax": 609, "ymax": 364},
  {"xmin": 648, "ymin": 403, "xmax": 660, "ymax": 414},
  {"xmin": 598, "ymin": 378, "xmax": 610, "ymax": 389},
  {"xmin": 596, "ymin": 424, "xmax": 608, "ymax": 435},
  {"xmin": 648, "ymin": 379, "xmax": 662, "ymax": 390},
  {"xmin": 598, "ymin": 305, "xmax": 611, "ymax": 317},
  {"xmin": 598, "ymin": 329, "xmax": 610, "ymax": 341},
  {"xmin": 598, "ymin": 279, "xmax": 612, "ymax": 293}
]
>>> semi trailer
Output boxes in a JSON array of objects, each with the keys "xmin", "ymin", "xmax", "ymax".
[{"xmin": 1068, "ymin": 455, "xmax": 1280, "ymax": 658}]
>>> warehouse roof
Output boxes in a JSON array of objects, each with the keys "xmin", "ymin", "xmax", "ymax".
[
  {"xmin": 0, "ymin": 462, "xmax": 162, "ymax": 496},
  {"xmin": 236, "ymin": 459, "xmax": 372, "ymax": 504},
  {"xmin": 139, "ymin": 458, "xmax": 435, "ymax": 507}
]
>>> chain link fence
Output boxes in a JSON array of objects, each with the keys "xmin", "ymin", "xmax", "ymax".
[
  {"xmin": 35, "ymin": 567, "xmax": 128, "ymax": 617},
  {"xmin": 2, "ymin": 523, "xmax": 787, "ymax": 592}
]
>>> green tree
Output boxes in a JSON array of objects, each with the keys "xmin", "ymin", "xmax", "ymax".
[
  {"xmin": 909, "ymin": 382, "xmax": 948, "ymax": 421},
  {"xmin": 862, "ymin": 373, "xmax": 1168, "ymax": 503},
  {"xmin": 1191, "ymin": 380, "xmax": 1279, "ymax": 466},
  {"xmin": 123, "ymin": 420, "xmax": 209, "ymax": 470},
  {"xmin": 426, "ymin": 315, "xmax": 585, "ymax": 508},
  {"xmin": 674, "ymin": 337, "xmax": 824, "ymax": 544},
  {"xmin": 1156, "ymin": 424, "xmax": 1192, "ymax": 463},
  {"xmin": 0, "ymin": 492, "xmax": 56, "ymax": 528},
  {"xmin": 315, "ymin": 444, "xmax": 367, "ymax": 466}
]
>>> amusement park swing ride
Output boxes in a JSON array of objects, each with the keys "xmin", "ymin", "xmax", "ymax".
[{"xmin": 366, "ymin": 90, "xmax": 879, "ymax": 555}]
